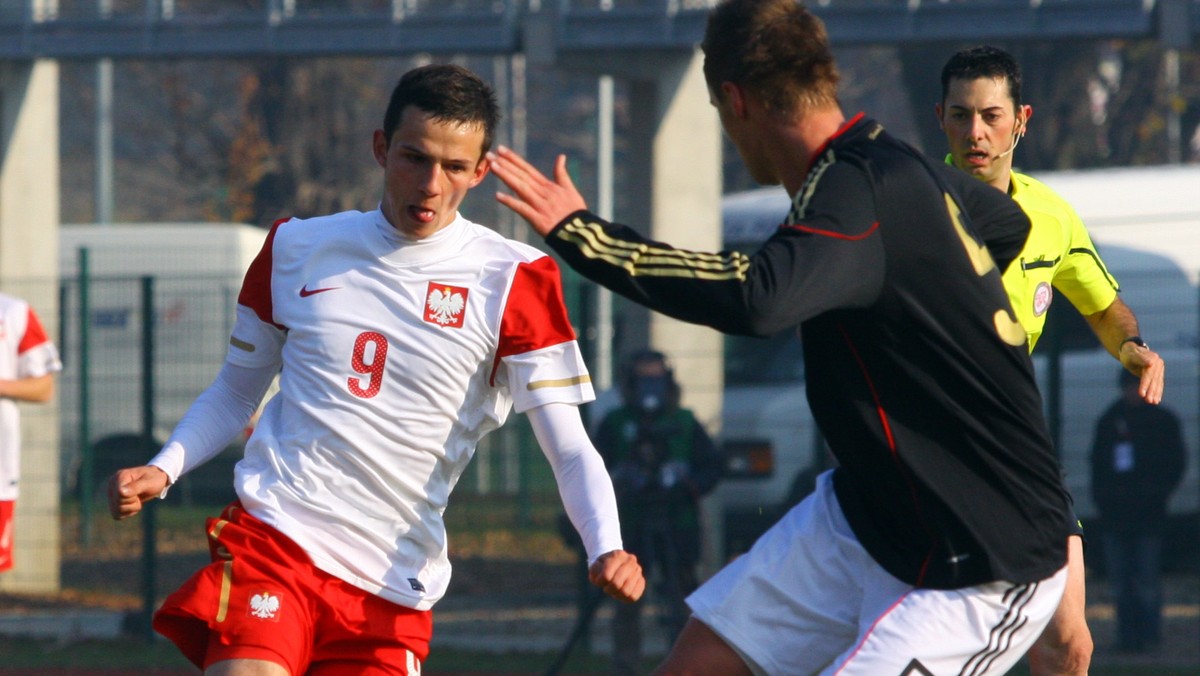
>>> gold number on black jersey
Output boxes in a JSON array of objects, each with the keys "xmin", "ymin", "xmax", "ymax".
[{"xmin": 944, "ymin": 193, "xmax": 1026, "ymax": 347}]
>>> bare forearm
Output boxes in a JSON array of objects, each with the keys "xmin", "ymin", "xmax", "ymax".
[
  {"xmin": 0, "ymin": 374, "xmax": 54, "ymax": 403},
  {"xmin": 1085, "ymin": 297, "xmax": 1164, "ymax": 403},
  {"xmin": 1084, "ymin": 297, "xmax": 1140, "ymax": 359}
]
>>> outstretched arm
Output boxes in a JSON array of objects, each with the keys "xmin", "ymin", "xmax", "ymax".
[
  {"xmin": 492, "ymin": 146, "xmax": 884, "ymax": 339},
  {"xmin": 489, "ymin": 147, "xmax": 587, "ymax": 237},
  {"xmin": 528, "ymin": 401, "xmax": 645, "ymax": 603},
  {"xmin": 107, "ymin": 359, "xmax": 277, "ymax": 520},
  {"xmin": 1084, "ymin": 296, "xmax": 1164, "ymax": 404}
]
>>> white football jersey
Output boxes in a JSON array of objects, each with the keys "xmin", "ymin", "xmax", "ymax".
[
  {"xmin": 227, "ymin": 210, "xmax": 594, "ymax": 609},
  {"xmin": 0, "ymin": 293, "xmax": 63, "ymax": 501}
]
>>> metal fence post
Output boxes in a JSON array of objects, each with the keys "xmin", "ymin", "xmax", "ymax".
[
  {"xmin": 78, "ymin": 248, "xmax": 93, "ymax": 545},
  {"xmin": 140, "ymin": 275, "xmax": 158, "ymax": 643}
]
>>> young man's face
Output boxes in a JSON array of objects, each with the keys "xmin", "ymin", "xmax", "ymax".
[
  {"xmin": 373, "ymin": 106, "xmax": 490, "ymax": 239},
  {"xmin": 936, "ymin": 76, "xmax": 1029, "ymax": 191}
]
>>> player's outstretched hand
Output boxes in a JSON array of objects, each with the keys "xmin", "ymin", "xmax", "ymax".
[
  {"xmin": 107, "ymin": 465, "xmax": 170, "ymax": 520},
  {"xmin": 488, "ymin": 146, "xmax": 588, "ymax": 237},
  {"xmin": 589, "ymin": 549, "xmax": 646, "ymax": 603}
]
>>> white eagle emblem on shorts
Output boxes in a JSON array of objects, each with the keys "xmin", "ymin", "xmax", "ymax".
[
  {"xmin": 424, "ymin": 282, "xmax": 469, "ymax": 329},
  {"xmin": 249, "ymin": 591, "xmax": 281, "ymax": 620}
]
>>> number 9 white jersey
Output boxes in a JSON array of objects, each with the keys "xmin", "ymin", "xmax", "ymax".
[{"xmin": 227, "ymin": 209, "xmax": 594, "ymax": 610}]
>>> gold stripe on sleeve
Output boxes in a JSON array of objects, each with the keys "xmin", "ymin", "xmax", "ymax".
[
  {"xmin": 229, "ymin": 336, "xmax": 256, "ymax": 353},
  {"xmin": 527, "ymin": 374, "xmax": 592, "ymax": 391},
  {"xmin": 559, "ymin": 217, "xmax": 751, "ymax": 281}
]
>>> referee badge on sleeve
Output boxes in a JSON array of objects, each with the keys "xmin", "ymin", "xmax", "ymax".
[{"xmin": 1032, "ymin": 281, "xmax": 1053, "ymax": 317}]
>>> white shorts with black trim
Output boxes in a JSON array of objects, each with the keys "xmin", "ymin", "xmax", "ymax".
[{"xmin": 687, "ymin": 471, "xmax": 1067, "ymax": 676}]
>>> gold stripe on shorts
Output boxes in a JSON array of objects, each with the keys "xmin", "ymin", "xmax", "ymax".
[{"xmin": 216, "ymin": 560, "xmax": 233, "ymax": 623}]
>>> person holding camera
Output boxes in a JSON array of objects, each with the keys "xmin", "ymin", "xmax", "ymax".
[{"xmin": 595, "ymin": 350, "xmax": 722, "ymax": 674}]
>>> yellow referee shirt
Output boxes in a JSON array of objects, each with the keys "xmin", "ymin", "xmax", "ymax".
[
  {"xmin": 1004, "ymin": 171, "xmax": 1119, "ymax": 351},
  {"xmin": 945, "ymin": 157, "xmax": 1120, "ymax": 352}
]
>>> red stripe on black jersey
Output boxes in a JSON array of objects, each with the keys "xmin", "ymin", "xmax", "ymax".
[
  {"xmin": 780, "ymin": 221, "xmax": 880, "ymax": 241},
  {"xmin": 838, "ymin": 323, "xmax": 936, "ymax": 586}
]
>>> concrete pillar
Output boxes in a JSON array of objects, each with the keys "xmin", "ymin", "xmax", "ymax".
[
  {"xmin": 554, "ymin": 48, "xmax": 725, "ymax": 575},
  {"xmin": 626, "ymin": 51, "xmax": 723, "ymax": 431},
  {"xmin": 636, "ymin": 52, "xmax": 725, "ymax": 580},
  {"xmin": 0, "ymin": 59, "xmax": 61, "ymax": 594},
  {"xmin": 523, "ymin": 1, "xmax": 728, "ymax": 567}
]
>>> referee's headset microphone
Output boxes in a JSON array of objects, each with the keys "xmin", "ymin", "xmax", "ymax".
[{"xmin": 994, "ymin": 120, "xmax": 1026, "ymax": 160}]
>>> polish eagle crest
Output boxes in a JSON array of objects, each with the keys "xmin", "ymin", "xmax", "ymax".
[
  {"xmin": 249, "ymin": 591, "xmax": 281, "ymax": 620},
  {"xmin": 424, "ymin": 282, "xmax": 469, "ymax": 328}
]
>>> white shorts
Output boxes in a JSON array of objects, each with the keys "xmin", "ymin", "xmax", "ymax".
[{"xmin": 688, "ymin": 471, "xmax": 1067, "ymax": 675}]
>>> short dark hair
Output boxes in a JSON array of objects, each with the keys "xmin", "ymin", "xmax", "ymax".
[
  {"xmin": 940, "ymin": 45, "xmax": 1022, "ymax": 109},
  {"xmin": 381, "ymin": 63, "xmax": 500, "ymax": 156},
  {"xmin": 702, "ymin": 0, "xmax": 839, "ymax": 117}
]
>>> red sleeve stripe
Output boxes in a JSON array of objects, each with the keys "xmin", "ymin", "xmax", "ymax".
[
  {"xmin": 491, "ymin": 256, "xmax": 577, "ymax": 385},
  {"xmin": 237, "ymin": 218, "xmax": 288, "ymax": 329},
  {"xmin": 17, "ymin": 307, "xmax": 50, "ymax": 354}
]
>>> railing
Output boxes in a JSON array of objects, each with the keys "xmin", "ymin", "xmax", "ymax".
[{"xmin": 0, "ymin": 0, "xmax": 1193, "ymax": 59}]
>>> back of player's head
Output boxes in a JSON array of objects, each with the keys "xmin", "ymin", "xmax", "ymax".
[
  {"xmin": 382, "ymin": 63, "xmax": 501, "ymax": 155},
  {"xmin": 940, "ymin": 45, "xmax": 1023, "ymax": 109},
  {"xmin": 702, "ymin": 0, "xmax": 840, "ymax": 118}
]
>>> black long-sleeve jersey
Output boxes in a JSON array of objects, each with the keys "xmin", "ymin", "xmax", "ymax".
[{"xmin": 544, "ymin": 115, "xmax": 1071, "ymax": 589}]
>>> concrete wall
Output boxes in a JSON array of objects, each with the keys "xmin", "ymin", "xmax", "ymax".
[
  {"xmin": 0, "ymin": 59, "xmax": 61, "ymax": 593},
  {"xmin": 638, "ymin": 51, "xmax": 723, "ymax": 433}
]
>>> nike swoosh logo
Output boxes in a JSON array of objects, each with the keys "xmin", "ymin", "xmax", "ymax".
[{"xmin": 299, "ymin": 284, "xmax": 341, "ymax": 298}]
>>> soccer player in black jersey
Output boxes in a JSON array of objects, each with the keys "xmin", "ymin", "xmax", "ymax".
[{"xmin": 492, "ymin": 1, "xmax": 1073, "ymax": 673}]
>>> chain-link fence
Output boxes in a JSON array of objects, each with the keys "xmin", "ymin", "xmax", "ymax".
[{"xmin": 3, "ymin": 262, "xmax": 1198, "ymax": 665}]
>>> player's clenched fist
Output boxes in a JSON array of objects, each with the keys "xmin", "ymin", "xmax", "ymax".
[
  {"xmin": 588, "ymin": 549, "xmax": 646, "ymax": 603},
  {"xmin": 107, "ymin": 465, "xmax": 170, "ymax": 520}
]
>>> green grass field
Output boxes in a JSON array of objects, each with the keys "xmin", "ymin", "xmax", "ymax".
[
  {"xmin": 1, "ymin": 636, "xmax": 1197, "ymax": 675},
  {"xmin": 0, "ymin": 636, "xmax": 632, "ymax": 674},
  {"xmin": 4, "ymin": 502, "xmax": 1194, "ymax": 675}
]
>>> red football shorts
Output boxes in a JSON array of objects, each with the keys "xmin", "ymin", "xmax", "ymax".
[
  {"xmin": 0, "ymin": 500, "xmax": 14, "ymax": 572},
  {"xmin": 154, "ymin": 501, "xmax": 431, "ymax": 675}
]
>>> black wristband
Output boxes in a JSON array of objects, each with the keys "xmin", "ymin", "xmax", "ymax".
[{"xmin": 1120, "ymin": 336, "xmax": 1147, "ymax": 349}]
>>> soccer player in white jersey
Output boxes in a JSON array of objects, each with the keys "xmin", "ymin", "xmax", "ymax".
[
  {"xmin": 0, "ymin": 291, "xmax": 62, "ymax": 574},
  {"xmin": 107, "ymin": 64, "xmax": 645, "ymax": 676}
]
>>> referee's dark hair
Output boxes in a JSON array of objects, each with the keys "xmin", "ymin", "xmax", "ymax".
[{"xmin": 939, "ymin": 45, "xmax": 1023, "ymax": 107}]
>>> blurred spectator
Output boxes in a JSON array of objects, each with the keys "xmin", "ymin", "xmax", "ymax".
[
  {"xmin": 1090, "ymin": 368, "xmax": 1187, "ymax": 653},
  {"xmin": 595, "ymin": 350, "xmax": 722, "ymax": 674}
]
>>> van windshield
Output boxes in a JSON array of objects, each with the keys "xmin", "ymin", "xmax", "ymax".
[{"xmin": 724, "ymin": 331, "xmax": 805, "ymax": 386}]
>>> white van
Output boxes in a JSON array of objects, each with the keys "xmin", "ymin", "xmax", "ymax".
[
  {"xmin": 716, "ymin": 165, "xmax": 1200, "ymax": 556},
  {"xmin": 57, "ymin": 222, "xmax": 268, "ymax": 496}
]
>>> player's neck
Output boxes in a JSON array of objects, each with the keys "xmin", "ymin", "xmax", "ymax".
[
  {"xmin": 990, "ymin": 166, "xmax": 1014, "ymax": 194},
  {"xmin": 778, "ymin": 106, "xmax": 846, "ymax": 196}
]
